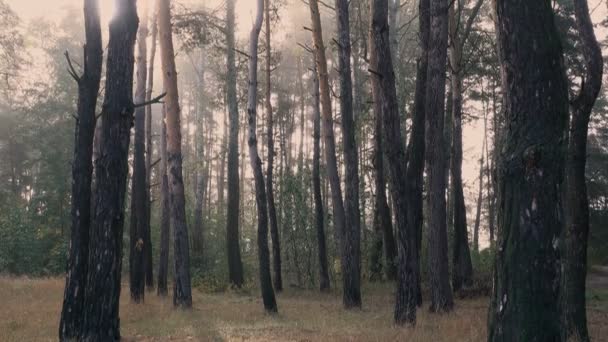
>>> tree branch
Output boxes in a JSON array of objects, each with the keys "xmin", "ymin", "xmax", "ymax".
[
  {"xmin": 134, "ymin": 92, "xmax": 167, "ymax": 108},
  {"xmin": 64, "ymin": 51, "xmax": 81, "ymax": 83}
]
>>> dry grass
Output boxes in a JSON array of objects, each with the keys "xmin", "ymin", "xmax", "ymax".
[{"xmin": 0, "ymin": 277, "xmax": 606, "ymax": 342}]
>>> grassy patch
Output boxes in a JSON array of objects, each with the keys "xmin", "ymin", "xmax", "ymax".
[{"xmin": 0, "ymin": 276, "xmax": 606, "ymax": 341}]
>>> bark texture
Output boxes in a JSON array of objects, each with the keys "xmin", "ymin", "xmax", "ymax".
[
  {"xmin": 488, "ymin": 0, "xmax": 569, "ymax": 340},
  {"xmin": 129, "ymin": 2, "xmax": 149, "ymax": 303},
  {"xmin": 369, "ymin": 9, "xmax": 397, "ymax": 282},
  {"xmin": 370, "ymin": 0, "xmax": 416, "ymax": 325},
  {"xmin": 406, "ymin": 0, "xmax": 430, "ymax": 307},
  {"xmin": 335, "ymin": 0, "xmax": 362, "ymax": 309},
  {"xmin": 562, "ymin": 0, "xmax": 603, "ymax": 341},
  {"xmin": 247, "ymin": 0, "xmax": 278, "ymax": 312},
  {"xmin": 425, "ymin": 0, "xmax": 453, "ymax": 313},
  {"xmin": 225, "ymin": 0, "xmax": 244, "ymax": 288},
  {"xmin": 447, "ymin": 0, "xmax": 482, "ymax": 294},
  {"xmin": 265, "ymin": 0, "xmax": 282, "ymax": 293},
  {"xmin": 80, "ymin": 1, "xmax": 139, "ymax": 339},
  {"xmin": 312, "ymin": 65, "xmax": 330, "ymax": 292},
  {"xmin": 59, "ymin": 0, "xmax": 102, "ymax": 339},
  {"xmin": 158, "ymin": 0, "xmax": 192, "ymax": 308},
  {"xmin": 307, "ymin": 0, "xmax": 347, "ymax": 302}
]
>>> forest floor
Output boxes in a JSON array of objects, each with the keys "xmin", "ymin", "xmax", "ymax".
[{"xmin": 0, "ymin": 271, "xmax": 607, "ymax": 342}]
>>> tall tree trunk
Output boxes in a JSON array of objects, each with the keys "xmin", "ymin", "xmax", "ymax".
[
  {"xmin": 369, "ymin": 20, "xmax": 397, "ymax": 282},
  {"xmin": 335, "ymin": 0, "xmax": 362, "ymax": 309},
  {"xmin": 488, "ymin": 82, "xmax": 499, "ymax": 248},
  {"xmin": 472, "ymin": 118, "xmax": 485, "ymax": 254},
  {"xmin": 297, "ymin": 58, "xmax": 306, "ymax": 176},
  {"xmin": 447, "ymin": 0, "xmax": 482, "ymax": 295},
  {"xmin": 218, "ymin": 105, "xmax": 227, "ymax": 215},
  {"xmin": 81, "ymin": 0, "xmax": 138, "ymax": 339},
  {"xmin": 247, "ymin": 0, "xmax": 278, "ymax": 312},
  {"xmin": 406, "ymin": 0, "xmax": 429, "ymax": 307},
  {"xmin": 192, "ymin": 51, "xmax": 206, "ymax": 255},
  {"xmin": 225, "ymin": 0, "xmax": 244, "ymax": 287},
  {"xmin": 307, "ymin": 0, "xmax": 348, "ymax": 303},
  {"xmin": 312, "ymin": 64, "xmax": 330, "ymax": 292},
  {"xmin": 145, "ymin": 4, "xmax": 157, "ymax": 290},
  {"xmin": 265, "ymin": 0, "xmax": 282, "ymax": 293},
  {"xmin": 59, "ymin": 0, "xmax": 102, "ymax": 339},
  {"xmin": 158, "ymin": 0, "xmax": 192, "ymax": 308},
  {"xmin": 129, "ymin": 0, "xmax": 149, "ymax": 303},
  {"xmin": 370, "ymin": 0, "xmax": 416, "ymax": 325},
  {"xmin": 562, "ymin": 1, "xmax": 603, "ymax": 341},
  {"xmin": 488, "ymin": 1, "xmax": 569, "ymax": 340},
  {"xmin": 157, "ymin": 104, "xmax": 170, "ymax": 297},
  {"xmin": 425, "ymin": 0, "xmax": 453, "ymax": 313}
]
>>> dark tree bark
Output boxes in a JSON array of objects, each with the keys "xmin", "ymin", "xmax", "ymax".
[
  {"xmin": 369, "ymin": 13, "xmax": 397, "ymax": 282},
  {"xmin": 158, "ymin": 0, "xmax": 192, "ymax": 308},
  {"xmin": 59, "ymin": 0, "xmax": 102, "ymax": 339},
  {"xmin": 562, "ymin": 1, "xmax": 603, "ymax": 341},
  {"xmin": 129, "ymin": 1, "xmax": 149, "ymax": 303},
  {"xmin": 370, "ymin": 0, "xmax": 416, "ymax": 325},
  {"xmin": 80, "ymin": 0, "xmax": 139, "ymax": 339},
  {"xmin": 447, "ymin": 0, "xmax": 482, "ymax": 294},
  {"xmin": 144, "ymin": 5, "xmax": 157, "ymax": 290},
  {"xmin": 488, "ymin": 1, "xmax": 569, "ymax": 340},
  {"xmin": 405, "ymin": 0, "xmax": 429, "ymax": 307},
  {"xmin": 247, "ymin": 0, "xmax": 278, "ymax": 312},
  {"xmin": 312, "ymin": 64, "xmax": 330, "ymax": 292},
  {"xmin": 225, "ymin": 0, "xmax": 244, "ymax": 288},
  {"xmin": 424, "ymin": 0, "xmax": 453, "ymax": 313},
  {"xmin": 307, "ymin": 0, "xmax": 348, "ymax": 301},
  {"xmin": 157, "ymin": 104, "xmax": 170, "ymax": 297},
  {"xmin": 265, "ymin": 0, "xmax": 282, "ymax": 293},
  {"xmin": 335, "ymin": 0, "xmax": 362, "ymax": 309}
]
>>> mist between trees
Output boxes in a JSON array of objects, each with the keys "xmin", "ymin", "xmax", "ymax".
[{"xmin": 0, "ymin": 0, "xmax": 607, "ymax": 341}]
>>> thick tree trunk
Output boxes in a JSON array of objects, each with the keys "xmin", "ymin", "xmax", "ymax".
[
  {"xmin": 312, "ymin": 64, "xmax": 330, "ymax": 292},
  {"xmin": 369, "ymin": 22, "xmax": 397, "ymax": 282},
  {"xmin": 247, "ymin": 0, "xmax": 278, "ymax": 312},
  {"xmin": 405, "ymin": 0, "xmax": 429, "ymax": 307},
  {"xmin": 424, "ymin": 0, "xmax": 453, "ymax": 313},
  {"xmin": 158, "ymin": 0, "xmax": 192, "ymax": 308},
  {"xmin": 335, "ymin": 0, "xmax": 362, "ymax": 309},
  {"xmin": 488, "ymin": 1, "xmax": 569, "ymax": 340},
  {"xmin": 129, "ymin": 1, "xmax": 149, "ymax": 303},
  {"xmin": 157, "ymin": 104, "xmax": 170, "ymax": 297},
  {"xmin": 307, "ymin": 0, "xmax": 348, "ymax": 302},
  {"xmin": 370, "ymin": 0, "xmax": 416, "ymax": 325},
  {"xmin": 144, "ymin": 5, "xmax": 157, "ymax": 290},
  {"xmin": 562, "ymin": 1, "xmax": 603, "ymax": 341},
  {"xmin": 80, "ymin": 1, "xmax": 139, "ymax": 339},
  {"xmin": 265, "ymin": 0, "xmax": 282, "ymax": 293},
  {"xmin": 59, "ymin": 0, "xmax": 102, "ymax": 339},
  {"xmin": 225, "ymin": 0, "xmax": 244, "ymax": 288}
]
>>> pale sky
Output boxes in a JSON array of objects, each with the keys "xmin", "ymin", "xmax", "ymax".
[{"xmin": 5, "ymin": 0, "xmax": 259, "ymax": 39}]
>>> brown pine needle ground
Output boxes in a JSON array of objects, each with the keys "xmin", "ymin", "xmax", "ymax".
[{"xmin": 0, "ymin": 276, "xmax": 606, "ymax": 341}]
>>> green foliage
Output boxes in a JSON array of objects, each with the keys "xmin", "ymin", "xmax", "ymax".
[{"xmin": 0, "ymin": 198, "xmax": 66, "ymax": 275}]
